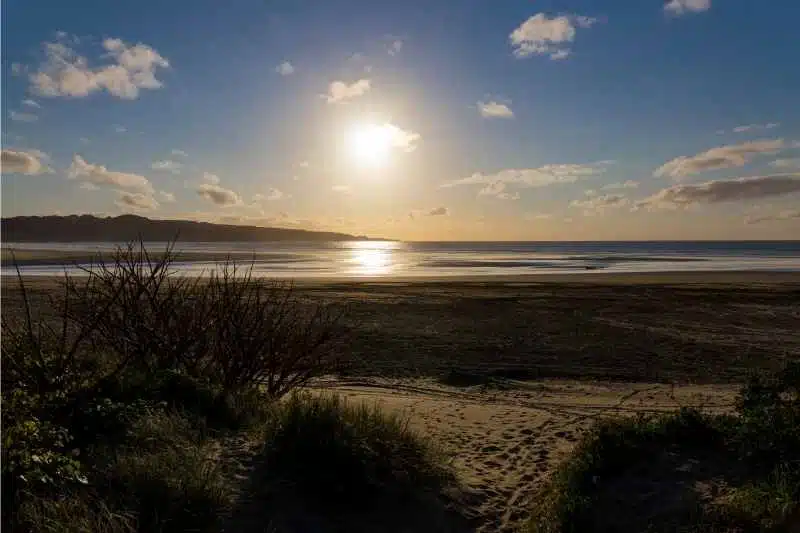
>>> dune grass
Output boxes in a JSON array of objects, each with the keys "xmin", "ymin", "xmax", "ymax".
[{"xmin": 529, "ymin": 362, "xmax": 800, "ymax": 533}]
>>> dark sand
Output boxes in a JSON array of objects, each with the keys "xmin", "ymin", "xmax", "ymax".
[{"xmin": 4, "ymin": 272, "xmax": 799, "ymax": 384}]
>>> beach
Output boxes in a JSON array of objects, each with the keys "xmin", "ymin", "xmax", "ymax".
[{"xmin": 3, "ymin": 272, "xmax": 798, "ymax": 531}]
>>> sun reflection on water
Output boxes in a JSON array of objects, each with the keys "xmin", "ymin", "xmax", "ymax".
[{"xmin": 347, "ymin": 241, "xmax": 397, "ymax": 276}]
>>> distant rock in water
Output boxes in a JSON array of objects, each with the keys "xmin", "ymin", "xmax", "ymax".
[{"xmin": 1, "ymin": 214, "xmax": 371, "ymax": 242}]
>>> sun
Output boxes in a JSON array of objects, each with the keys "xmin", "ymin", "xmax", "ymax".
[{"xmin": 347, "ymin": 123, "xmax": 393, "ymax": 168}]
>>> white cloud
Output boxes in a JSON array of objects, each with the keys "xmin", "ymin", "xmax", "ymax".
[
  {"xmin": 570, "ymin": 193, "xmax": 629, "ymax": 213},
  {"xmin": 158, "ymin": 190, "xmax": 176, "ymax": 202},
  {"xmin": 745, "ymin": 209, "xmax": 800, "ymax": 225},
  {"xmin": 654, "ymin": 139, "xmax": 785, "ymax": 179},
  {"xmin": 30, "ymin": 36, "xmax": 169, "ymax": 99},
  {"xmin": 298, "ymin": 160, "xmax": 310, "ymax": 168},
  {"xmin": 382, "ymin": 123, "xmax": 421, "ymax": 152},
  {"xmin": 601, "ymin": 180, "xmax": 639, "ymax": 190},
  {"xmin": 275, "ymin": 61, "xmax": 295, "ymax": 76},
  {"xmin": 664, "ymin": 0, "xmax": 711, "ymax": 16},
  {"xmin": 253, "ymin": 188, "xmax": 286, "ymax": 202},
  {"xmin": 637, "ymin": 173, "xmax": 800, "ymax": 209},
  {"xmin": 770, "ymin": 158, "xmax": 800, "ymax": 169},
  {"xmin": 113, "ymin": 124, "xmax": 127, "ymax": 133},
  {"xmin": 22, "ymin": 99, "xmax": 41, "ymax": 108},
  {"xmin": 731, "ymin": 122, "xmax": 780, "ymax": 134},
  {"xmin": 151, "ymin": 159, "xmax": 182, "ymax": 173},
  {"xmin": 509, "ymin": 13, "xmax": 597, "ymax": 60},
  {"xmin": 1, "ymin": 149, "xmax": 48, "ymax": 175},
  {"xmin": 116, "ymin": 191, "xmax": 159, "ymax": 211},
  {"xmin": 197, "ymin": 183, "xmax": 242, "ymax": 206},
  {"xmin": 478, "ymin": 100, "xmax": 514, "ymax": 119},
  {"xmin": 171, "ymin": 149, "xmax": 188, "ymax": 157},
  {"xmin": 410, "ymin": 206, "xmax": 450, "ymax": 219},
  {"xmin": 79, "ymin": 137, "xmax": 90, "ymax": 144},
  {"xmin": 67, "ymin": 155, "xmax": 154, "ymax": 193},
  {"xmin": 441, "ymin": 162, "xmax": 611, "ymax": 193},
  {"xmin": 202, "ymin": 172, "xmax": 220, "ymax": 185},
  {"xmin": 9, "ymin": 110, "xmax": 38, "ymax": 122},
  {"xmin": 478, "ymin": 181, "xmax": 520, "ymax": 200},
  {"xmin": 388, "ymin": 39, "xmax": 403, "ymax": 56},
  {"xmin": 325, "ymin": 79, "xmax": 371, "ymax": 103}
]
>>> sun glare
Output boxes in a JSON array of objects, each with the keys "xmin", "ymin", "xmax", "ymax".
[{"xmin": 347, "ymin": 123, "xmax": 393, "ymax": 168}]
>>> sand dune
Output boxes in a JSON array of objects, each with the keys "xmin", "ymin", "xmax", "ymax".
[{"xmin": 314, "ymin": 378, "xmax": 737, "ymax": 532}]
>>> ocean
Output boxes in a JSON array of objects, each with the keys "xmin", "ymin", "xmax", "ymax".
[{"xmin": 3, "ymin": 240, "xmax": 800, "ymax": 278}]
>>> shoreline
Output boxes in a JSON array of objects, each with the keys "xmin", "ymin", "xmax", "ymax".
[{"xmin": 4, "ymin": 270, "xmax": 800, "ymax": 285}]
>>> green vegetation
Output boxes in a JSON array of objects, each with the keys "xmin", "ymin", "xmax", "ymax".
[
  {"xmin": 2, "ymin": 242, "xmax": 365, "ymax": 532},
  {"xmin": 529, "ymin": 361, "xmax": 800, "ymax": 533}
]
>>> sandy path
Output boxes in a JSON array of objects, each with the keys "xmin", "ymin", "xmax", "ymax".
[{"xmin": 314, "ymin": 378, "xmax": 737, "ymax": 533}]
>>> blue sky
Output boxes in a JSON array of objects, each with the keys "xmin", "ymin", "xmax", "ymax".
[{"xmin": 2, "ymin": 0, "xmax": 799, "ymax": 240}]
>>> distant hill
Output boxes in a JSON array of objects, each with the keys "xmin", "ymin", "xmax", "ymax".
[{"xmin": 1, "ymin": 215, "xmax": 371, "ymax": 242}]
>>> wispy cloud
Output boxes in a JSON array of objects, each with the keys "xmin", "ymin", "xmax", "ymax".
[
  {"xmin": 1, "ymin": 148, "xmax": 50, "ymax": 175},
  {"xmin": 524, "ymin": 212, "xmax": 553, "ymax": 221},
  {"xmin": 745, "ymin": 209, "xmax": 800, "ymax": 225},
  {"xmin": 158, "ymin": 190, "xmax": 176, "ymax": 202},
  {"xmin": 601, "ymin": 180, "xmax": 639, "ymax": 190},
  {"xmin": 731, "ymin": 122, "xmax": 780, "ymax": 134},
  {"xmin": 151, "ymin": 159, "xmax": 182, "ymax": 174},
  {"xmin": 113, "ymin": 124, "xmax": 127, "ymax": 133},
  {"xmin": 67, "ymin": 155, "xmax": 154, "ymax": 193},
  {"xmin": 478, "ymin": 100, "xmax": 514, "ymax": 119},
  {"xmin": 388, "ymin": 39, "xmax": 403, "ymax": 56},
  {"xmin": 570, "ymin": 193, "xmax": 629, "ymax": 214},
  {"xmin": 654, "ymin": 139, "xmax": 785, "ymax": 179},
  {"xmin": 171, "ymin": 149, "xmax": 188, "ymax": 157},
  {"xmin": 769, "ymin": 158, "xmax": 800, "ymax": 169},
  {"xmin": 9, "ymin": 110, "xmax": 38, "ymax": 122},
  {"xmin": 29, "ymin": 35, "xmax": 169, "ymax": 99},
  {"xmin": 441, "ymin": 162, "xmax": 611, "ymax": 196},
  {"xmin": 664, "ymin": 0, "xmax": 711, "ymax": 16},
  {"xmin": 253, "ymin": 188, "xmax": 286, "ymax": 202},
  {"xmin": 21, "ymin": 99, "xmax": 41, "ymax": 108},
  {"xmin": 509, "ymin": 13, "xmax": 597, "ymax": 60},
  {"xmin": 325, "ymin": 79, "xmax": 371, "ymax": 103},
  {"xmin": 275, "ymin": 61, "xmax": 295, "ymax": 76},
  {"xmin": 478, "ymin": 181, "xmax": 520, "ymax": 200},
  {"xmin": 332, "ymin": 185, "xmax": 350, "ymax": 193},
  {"xmin": 637, "ymin": 173, "xmax": 800, "ymax": 209},
  {"xmin": 202, "ymin": 172, "xmax": 220, "ymax": 185},
  {"xmin": 410, "ymin": 206, "xmax": 450, "ymax": 219}
]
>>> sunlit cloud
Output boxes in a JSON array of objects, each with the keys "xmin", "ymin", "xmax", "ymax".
[
  {"xmin": 67, "ymin": 155, "xmax": 154, "ymax": 193},
  {"xmin": 275, "ymin": 61, "xmax": 295, "ymax": 76},
  {"xmin": 509, "ymin": 13, "xmax": 597, "ymax": 60},
  {"xmin": 1, "ymin": 148, "xmax": 50, "ymax": 175},
  {"xmin": 332, "ymin": 185, "xmax": 350, "ymax": 193},
  {"xmin": 478, "ymin": 181, "xmax": 520, "ymax": 200},
  {"xmin": 441, "ymin": 162, "xmax": 611, "ymax": 194},
  {"xmin": 570, "ymin": 193, "xmax": 629, "ymax": 215},
  {"xmin": 478, "ymin": 100, "xmax": 514, "ymax": 119},
  {"xmin": 664, "ymin": 0, "xmax": 711, "ymax": 16},
  {"xmin": 202, "ymin": 172, "xmax": 220, "ymax": 185},
  {"xmin": 653, "ymin": 139, "xmax": 785, "ymax": 179},
  {"xmin": 116, "ymin": 191, "xmax": 159, "ymax": 211},
  {"xmin": 197, "ymin": 182, "xmax": 242, "ymax": 206},
  {"xmin": 325, "ymin": 79, "xmax": 371, "ymax": 103},
  {"xmin": 637, "ymin": 173, "xmax": 800, "ymax": 209},
  {"xmin": 29, "ymin": 35, "xmax": 169, "ymax": 99}
]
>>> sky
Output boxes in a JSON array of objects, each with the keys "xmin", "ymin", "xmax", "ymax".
[{"xmin": 2, "ymin": 0, "xmax": 800, "ymax": 241}]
